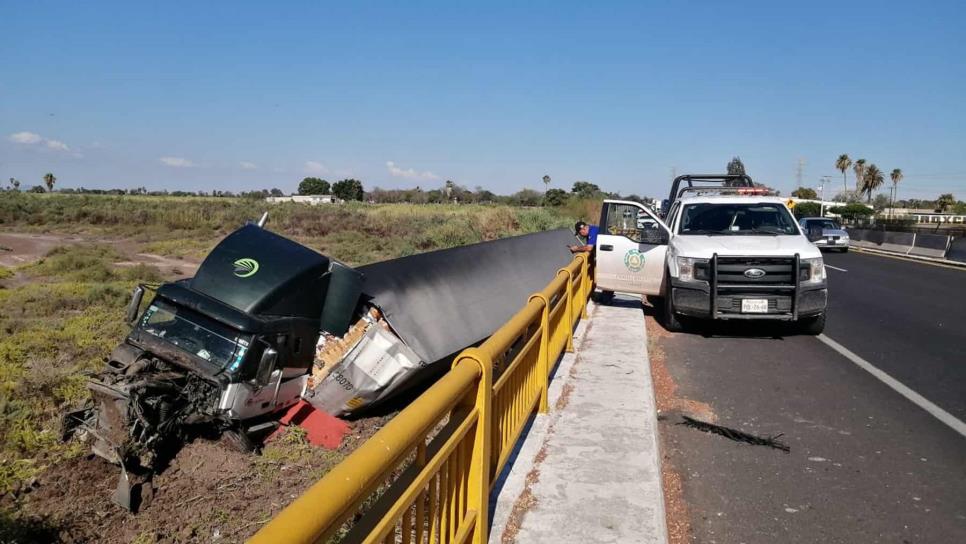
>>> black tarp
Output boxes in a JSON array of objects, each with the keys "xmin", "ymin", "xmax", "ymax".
[{"xmin": 358, "ymin": 229, "xmax": 576, "ymax": 363}]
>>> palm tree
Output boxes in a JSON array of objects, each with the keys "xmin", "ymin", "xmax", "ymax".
[
  {"xmin": 889, "ymin": 168, "xmax": 903, "ymax": 213},
  {"xmin": 835, "ymin": 154, "xmax": 852, "ymax": 192},
  {"xmin": 43, "ymin": 172, "xmax": 56, "ymax": 192},
  {"xmin": 852, "ymin": 159, "xmax": 866, "ymax": 198},
  {"xmin": 542, "ymin": 175, "xmax": 551, "ymax": 191},
  {"xmin": 936, "ymin": 193, "xmax": 955, "ymax": 213},
  {"xmin": 861, "ymin": 164, "xmax": 884, "ymax": 202}
]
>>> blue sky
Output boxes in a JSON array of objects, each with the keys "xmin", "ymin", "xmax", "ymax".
[{"xmin": 2, "ymin": 0, "xmax": 965, "ymax": 199}]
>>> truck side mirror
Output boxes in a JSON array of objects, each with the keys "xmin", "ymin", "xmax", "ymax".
[
  {"xmin": 254, "ymin": 348, "xmax": 278, "ymax": 387},
  {"xmin": 126, "ymin": 286, "xmax": 145, "ymax": 325}
]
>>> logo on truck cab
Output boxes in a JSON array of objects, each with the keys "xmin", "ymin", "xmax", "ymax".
[{"xmin": 233, "ymin": 258, "xmax": 260, "ymax": 278}]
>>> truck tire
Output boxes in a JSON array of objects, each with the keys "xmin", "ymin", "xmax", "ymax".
[
  {"xmin": 662, "ymin": 271, "xmax": 683, "ymax": 332},
  {"xmin": 799, "ymin": 312, "xmax": 826, "ymax": 335},
  {"xmin": 595, "ymin": 290, "xmax": 615, "ymax": 304}
]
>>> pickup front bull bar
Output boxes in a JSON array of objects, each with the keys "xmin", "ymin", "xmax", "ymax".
[{"xmin": 709, "ymin": 253, "xmax": 800, "ymax": 321}]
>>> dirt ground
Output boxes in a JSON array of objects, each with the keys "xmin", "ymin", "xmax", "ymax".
[
  {"xmin": 2, "ymin": 413, "xmax": 393, "ymax": 543},
  {"xmin": 0, "ymin": 232, "xmax": 199, "ymax": 278},
  {"xmin": 643, "ymin": 305, "xmax": 703, "ymax": 544}
]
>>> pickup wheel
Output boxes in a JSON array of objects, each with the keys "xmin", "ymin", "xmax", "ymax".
[
  {"xmin": 662, "ymin": 270, "xmax": 684, "ymax": 332},
  {"xmin": 595, "ymin": 290, "xmax": 615, "ymax": 304},
  {"xmin": 799, "ymin": 312, "xmax": 826, "ymax": 335}
]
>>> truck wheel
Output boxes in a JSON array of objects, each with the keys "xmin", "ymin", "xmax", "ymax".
[
  {"xmin": 662, "ymin": 274, "xmax": 683, "ymax": 332},
  {"xmin": 799, "ymin": 312, "xmax": 826, "ymax": 335}
]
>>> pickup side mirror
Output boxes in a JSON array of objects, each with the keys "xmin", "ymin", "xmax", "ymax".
[
  {"xmin": 254, "ymin": 348, "xmax": 278, "ymax": 387},
  {"xmin": 126, "ymin": 286, "xmax": 145, "ymax": 325},
  {"xmin": 640, "ymin": 227, "xmax": 670, "ymax": 246}
]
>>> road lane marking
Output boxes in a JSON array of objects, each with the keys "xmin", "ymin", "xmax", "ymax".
[
  {"xmin": 824, "ymin": 264, "xmax": 848, "ymax": 272},
  {"xmin": 817, "ymin": 334, "xmax": 966, "ymax": 438}
]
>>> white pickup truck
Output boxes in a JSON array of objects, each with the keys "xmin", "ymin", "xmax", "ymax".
[{"xmin": 593, "ymin": 174, "xmax": 828, "ymax": 334}]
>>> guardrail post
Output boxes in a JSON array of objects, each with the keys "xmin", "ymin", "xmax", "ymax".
[
  {"xmin": 452, "ymin": 349, "xmax": 493, "ymax": 544},
  {"xmin": 557, "ymin": 268, "xmax": 575, "ymax": 353},
  {"xmin": 577, "ymin": 254, "xmax": 590, "ymax": 318},
  {"xmin": 527, "ymin": 294, "xmax": 551, "ymax": 413}
]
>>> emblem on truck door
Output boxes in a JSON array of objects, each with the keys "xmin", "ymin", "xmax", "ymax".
[
  {"xmin": 624, "ymin": 249, "xmax": 645, "ymax": 272},
  {"xmin": 233, "ymin": 258, "xmax": 260, "ymax": 278},
  {"xmin": 744, "ymin": 268, "xmax": 766, "ymax": 279}
]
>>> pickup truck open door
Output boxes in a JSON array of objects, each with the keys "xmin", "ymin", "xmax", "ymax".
[{"xmin": 595, "ymin": 200, "xmax": 670, "ymax": 296}]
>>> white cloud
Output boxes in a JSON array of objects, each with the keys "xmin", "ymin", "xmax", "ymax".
[
  {"xmin": 160, "ymin": 156, "xmax": 195, "ymax": 168},
  {"xmin": 386, "ymin": 161, "xmax": 440, "ymax": 181},
  {"xmin": 9, "ymin": 131, "xmax": 43, "ymax": 144},
  {"xmin": 304, "ymin": 161, "xmax": 328, "ymax": 175},
  {"xmin": 240, "ymin": 161, "xmax": 257, "ymax": 170},
  {"xmin": 9, "ymin": 131, "xmax": 76, "ymax": 155},
  {"xmin": 45, "ymin": 139, "xmax": 70, "ymax": 151}
]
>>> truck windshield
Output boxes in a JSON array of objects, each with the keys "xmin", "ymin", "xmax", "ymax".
[
  {"xmin": 137, "ymin": 300, "xmax": 249, "ymax": 370},
  {"xmin": 680, "ymin": 203, "xmax": 799, "ymax": 235}
]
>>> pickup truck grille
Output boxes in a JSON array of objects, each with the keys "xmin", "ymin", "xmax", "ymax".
[
  {"xmin": 700, "ymin": 257, "xmax": 804, "ymax": 286},
  {"xmin": 707, "ymin": 254, "xmax": 804, "ymax": 319}
]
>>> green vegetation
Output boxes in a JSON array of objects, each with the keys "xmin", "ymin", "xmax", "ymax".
[
  {"xmin": 0, "ymin": 246, "xmax": 163, "ymax": 493},
  {"xmin": 793, "ymin": 201, "xmax": 822, "ymax": 218},
  {"xmin": 828, "ymin": 203, "xmax": 876, "ymax": 220},
  {"xmin": 0, "ymin": 193, "xmax": 587, "ymax": 266},
  {"xmin": 791, "ymin": 187, "xmax": 818, "ymax": 200},
  {"xmin": 298, "ymin": 177, "xmax": 331, "ymax": 195}
]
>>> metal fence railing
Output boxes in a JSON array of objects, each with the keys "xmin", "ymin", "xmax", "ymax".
[{"xmin": 250, "ymin": 253, "xmax": 592, "ymax": 544}]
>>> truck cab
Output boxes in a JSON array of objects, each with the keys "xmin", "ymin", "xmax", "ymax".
[
  {"xmin": 83, "ymin": 224, "xmax": 364, "ymax": 470},
  {"xmin": 595, "ymin": 174, "xmax": 828, "ymax": 334}
]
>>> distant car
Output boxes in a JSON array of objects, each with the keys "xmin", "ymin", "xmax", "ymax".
[
  {"xmin": 637, "ymin": 210, "xmax": 658, "ymax": 230},
  {"xmin": 799, "ymin": 217, "xmax": 849, "ymax": 253}
]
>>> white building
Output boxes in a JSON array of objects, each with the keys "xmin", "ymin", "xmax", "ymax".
[{"xmin": 265, "ymin": 194, "xmax": 341, "ymax": 205}]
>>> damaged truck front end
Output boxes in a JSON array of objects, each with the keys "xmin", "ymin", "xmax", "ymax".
[{"xmin": 67, "ymin": 223, "xmax": 362, "ymax": 508}]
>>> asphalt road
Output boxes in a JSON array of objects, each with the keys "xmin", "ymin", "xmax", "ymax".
[{"xmin": 654, "ymin": 250, "xmax": 966, "ymax": 543}]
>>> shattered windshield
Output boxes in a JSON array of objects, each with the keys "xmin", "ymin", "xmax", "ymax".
[
  {"xmin": 680, "ymin": 203, "xmax": 799, "ymax": 236},
  {"xmin": 138, "ymin": 300, "xmax": 249, "ymax": 370}
]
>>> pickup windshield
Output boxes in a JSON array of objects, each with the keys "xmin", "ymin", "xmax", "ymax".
[
  {"xmin": 680, "ymin": 203, "xmax": 799, "ymax": 235},
  {"xmin": 137, "ymin": 300, "xmax": 249, "ymax": 370}
]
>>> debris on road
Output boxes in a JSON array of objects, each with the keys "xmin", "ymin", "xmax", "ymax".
[{"xmin": 678, "ymin": 415, "xmax": 790, "ymax": 453}]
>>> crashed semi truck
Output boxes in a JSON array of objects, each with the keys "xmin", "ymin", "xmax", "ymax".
[{"xmin": 65, "ymin": 220, "xmax": 574, "ymax": 507}]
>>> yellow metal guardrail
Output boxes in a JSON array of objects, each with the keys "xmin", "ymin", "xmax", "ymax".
[{"xmin": 250, "ymin": 254, "xmax": 592, "ymax": 544}]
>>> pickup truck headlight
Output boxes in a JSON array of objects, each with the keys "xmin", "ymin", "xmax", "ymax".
[
  {"xmin": 676, "ymin": 257, "xmax": 708, "ymax": 282},
  {"xmin": 802, "ymin": 257, "xmax": 826, "ymax": 284}
]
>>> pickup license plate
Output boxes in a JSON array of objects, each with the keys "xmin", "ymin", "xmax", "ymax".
[{"xmin": 741, "ymin": 299, "xmax": 769, "ymax": 313}]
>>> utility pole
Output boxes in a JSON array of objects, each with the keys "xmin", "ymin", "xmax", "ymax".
[
  {"xmin": 818, "ymin": 176, "xmax": 831, "ymax": 216},
  {"xmin": 796, "ymin": 158, "xmax": 805, "ymax": 188}
]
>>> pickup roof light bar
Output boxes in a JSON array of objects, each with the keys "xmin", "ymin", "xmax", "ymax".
[
  {"xmin": 662, "ymin": 174, "xmax": 765, "ymax": 215},
  {"xmin": 676, "ymin": 186, "xmax": 777, "ymax": 198}
]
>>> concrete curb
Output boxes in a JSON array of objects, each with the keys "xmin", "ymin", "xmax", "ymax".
[{"xmin": 848, "ymin": 244, "xmax": 966, "ymax": 268}]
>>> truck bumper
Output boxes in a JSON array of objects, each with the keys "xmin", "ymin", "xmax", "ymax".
[{"xmin": 671, "ymin": 277, "xmax": 827, "ymax": 321}]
